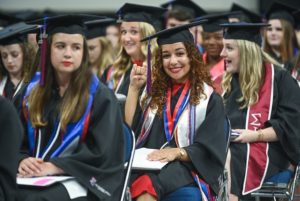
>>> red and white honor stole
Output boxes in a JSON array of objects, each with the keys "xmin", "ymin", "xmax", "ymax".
[
  {"xmin": 136, "ymin": 83, "xmax": 213, "ymax": 148},
  {"xmin": 242, "ymin": 63, "xmax": 274, "ymax": 195}
]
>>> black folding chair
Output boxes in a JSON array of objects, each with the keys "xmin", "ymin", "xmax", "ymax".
[
  {"xmin": 251, "ymin": 164, "xmax": 300, "ymax": 201},
  {"xmin": 121, "ymin": 123, "xmax": 136, "ymax": 201}
]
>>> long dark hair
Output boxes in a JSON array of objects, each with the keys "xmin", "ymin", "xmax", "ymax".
[{"xmin": 28, "ymin": 34, "xmax": 92, "ymax": 131}]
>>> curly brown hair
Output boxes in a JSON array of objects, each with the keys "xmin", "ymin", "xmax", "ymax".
[{"xmin": 145, "ymin": 42, "xmax": 212, "ymax": 117}]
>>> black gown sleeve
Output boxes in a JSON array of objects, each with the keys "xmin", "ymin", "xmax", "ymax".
[
  {"xmin": 0, "ymin": 97, "xmax": 23, "ymax": 201},
  {"xmin": 265, "ymin": 68, "xmax": 300, "ymax": 165},
  {"xmin": 185, "ymin": 92, "xmax": 227, "ymax": 194},
  {"xmin": 50, "ymin": 84, "xmax": 125, "ymax": 200}
]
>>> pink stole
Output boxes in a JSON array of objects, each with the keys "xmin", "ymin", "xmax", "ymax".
[
  {"xmin": 203, "ymin": 53, "xmax": 225, "ymax": 81},
  {"xmin": 242, "ymin": 63, "xmax": 274, "ymax": 195},
  {"xmin": 203, "ymin": 53, "xmax": 224, "ymax": 94}
]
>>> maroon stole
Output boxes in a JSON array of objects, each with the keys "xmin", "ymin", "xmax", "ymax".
[{"xmin": 242, "ymin": 63, "xmax": 274, "ymax": 195}]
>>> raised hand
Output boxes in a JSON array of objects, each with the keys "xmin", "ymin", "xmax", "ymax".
[{"xmin": 129, "ymin": 63, "xmax": 147, "ymax": 91}]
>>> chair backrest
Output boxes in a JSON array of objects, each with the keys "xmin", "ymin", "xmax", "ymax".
[{"xmin": 121, "ymin": 123, "xmax": 136, "ymax": 201}]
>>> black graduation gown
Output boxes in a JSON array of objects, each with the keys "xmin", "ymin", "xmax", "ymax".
[
  {"xmin": 18, "ymin": 83, "xmax": 125, "ymax": 201},
  {"xmin": 224, "ymin": 66, "xmax": 300, "ymax": 197},
  {"xmin": 268, "ymin": 51, "xmax": 293, "ymax": 72},
  {"xmin": 131, "ymin": 88, "xmax": 227, "ymax": 199},
  {"xmin": 11, "ymin": 82, "xmax": 27, "ymax": 114},
  {"xmin": 100, "ymin": 65, "xmax": 132, "ymax": 96},
  {"xmin": 1, "ymin": 76, "xmax": 26, "ymax": 113},
  {"xmin": 0, "ymin": 96, "xmax": 23, "ymax": 201},
  {"xmin": 3, "ymin": 77, "xmax": 16, "ymax": 101}
]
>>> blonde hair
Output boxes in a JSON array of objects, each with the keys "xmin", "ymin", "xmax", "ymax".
[
  {"xmin": 93, "ymin": 36, "xmax": 114, "ymax": 77},
  {"xmin": 28, "ymin": 34, "xmax": 91, "ymax": 131},
  {"xmin": 111, "ymin": 22, "xmax": 158, "ymax": 90},
  {"xmin": 222, "ymin": 40, "xmax": 278, "ymax": 108}
]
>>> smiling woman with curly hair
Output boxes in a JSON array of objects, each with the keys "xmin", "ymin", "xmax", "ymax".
[
  {"xmin": 125, "ymin": 21, "xmax": 227, "ymax": 201},
  {"xmin": 147, "ymin": 42, "xmax": 212, "ymax": 117}
]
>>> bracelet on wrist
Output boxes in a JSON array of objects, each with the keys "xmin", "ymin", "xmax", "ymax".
[
  {"xmin": 257, "ymin": 129, "xmax": 264, "ymax": 141},
  {"xmin": 178, "ymin": 148, "xmax": 186, "ymax": 160}
]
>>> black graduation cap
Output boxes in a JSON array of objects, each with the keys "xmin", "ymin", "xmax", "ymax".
[
  {"xmin": 28, "ymin": 14, "xmax": 104, "ymax": 86},
  {"xmin": 141, "ymin": 19, "xmax": 207, "ymax": 45},
  {"xmin": 85, "ymin": 18, "xmax": 116, "ymax": 40},
  {"xmin": 161, "ymin": 0, "xmax": 207, "ymax": 18},
  {"xmin": 41, "ymin": 9, "xmax": 58, "ymax": 18},
  {"xmin": 140, "ymin": 19, "xmax": 207, "ymax": 94},
  {"xmin": 14, "ymin": 10, "xmax": 41, "ymax": 21},
  {"xmin": 0, "ymin": 11, "xmax": 20, "ymax": 27},
  {"xmin": 221, "ymin": 22, "xmax": 270, "ymax": 46},
  {"xmin": 29, "ymin": 14, "xmax": 105, "ymax": 37},
  {"xmin": 0, "ymin": 22, "xmax": 40, "ymax": 45},
  {"xmin": 265, "ymin": 1, "xmax": 296, "ymax": 26},
  {"xmin": 116, "ymin": 3, "xmax": 167, "ymax": 31},
  {"xmin": 195, "ymin": 12, "xmax": 239, "ymax": 33},
  {"xmin": 229, "ymin": 3, "xmax": 262, "ymax": 23}
]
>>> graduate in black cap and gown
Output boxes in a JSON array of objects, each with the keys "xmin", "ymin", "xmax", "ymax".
[
  {"xmin": 263, "ymin": 1, "xmax": 297, "ymax": 71},
  {"xmin": 220, "ymin": 22, "xmax": 300, "ymax": 200},
  {"xmin": 85, "ymin": 18, "xmax": 115, "ymax": 78},
  {"xmin": 101, "ymin": 3, "xmax": 165, "ymax": 96},
  {"xmin": 198, "ymin": 12, "xmax": 233, "ymax": 94},
  {"xmin": 0, "ymin": 96, "xmax": 23, "ymax": 201},
  {"xmin": 228, "ymin": 3, "xmax": 262, "ymax": 23},
  {"xmin": 161, "ymin": 0, "xmax": 207, "ymax": 53},
  {"xmin": 125, "ymin": 20, "xmax": 227, "ymax": 201},
  {"xmin": 161, "ymin": 0, "xmax": 206, "ymax": 28},
  {"xmin": 0, "ymin": 22, "xmax": 37, "ymax": 103},
  {"xmin": 16, "ymin": 15, "xmax": 125, "ymax": 201}
]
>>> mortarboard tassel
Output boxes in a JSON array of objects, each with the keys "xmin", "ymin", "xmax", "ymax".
[
  {"xmin": 146, "ymin": 39, "xmax": 152, "ymax": 94},
  {"xmin": 194, "ymin": 27, "xmax": 198, "ymax": 45},
  {"xmin": 39, "ymin": 17, "xmax": 48, "ymax": 86}
]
